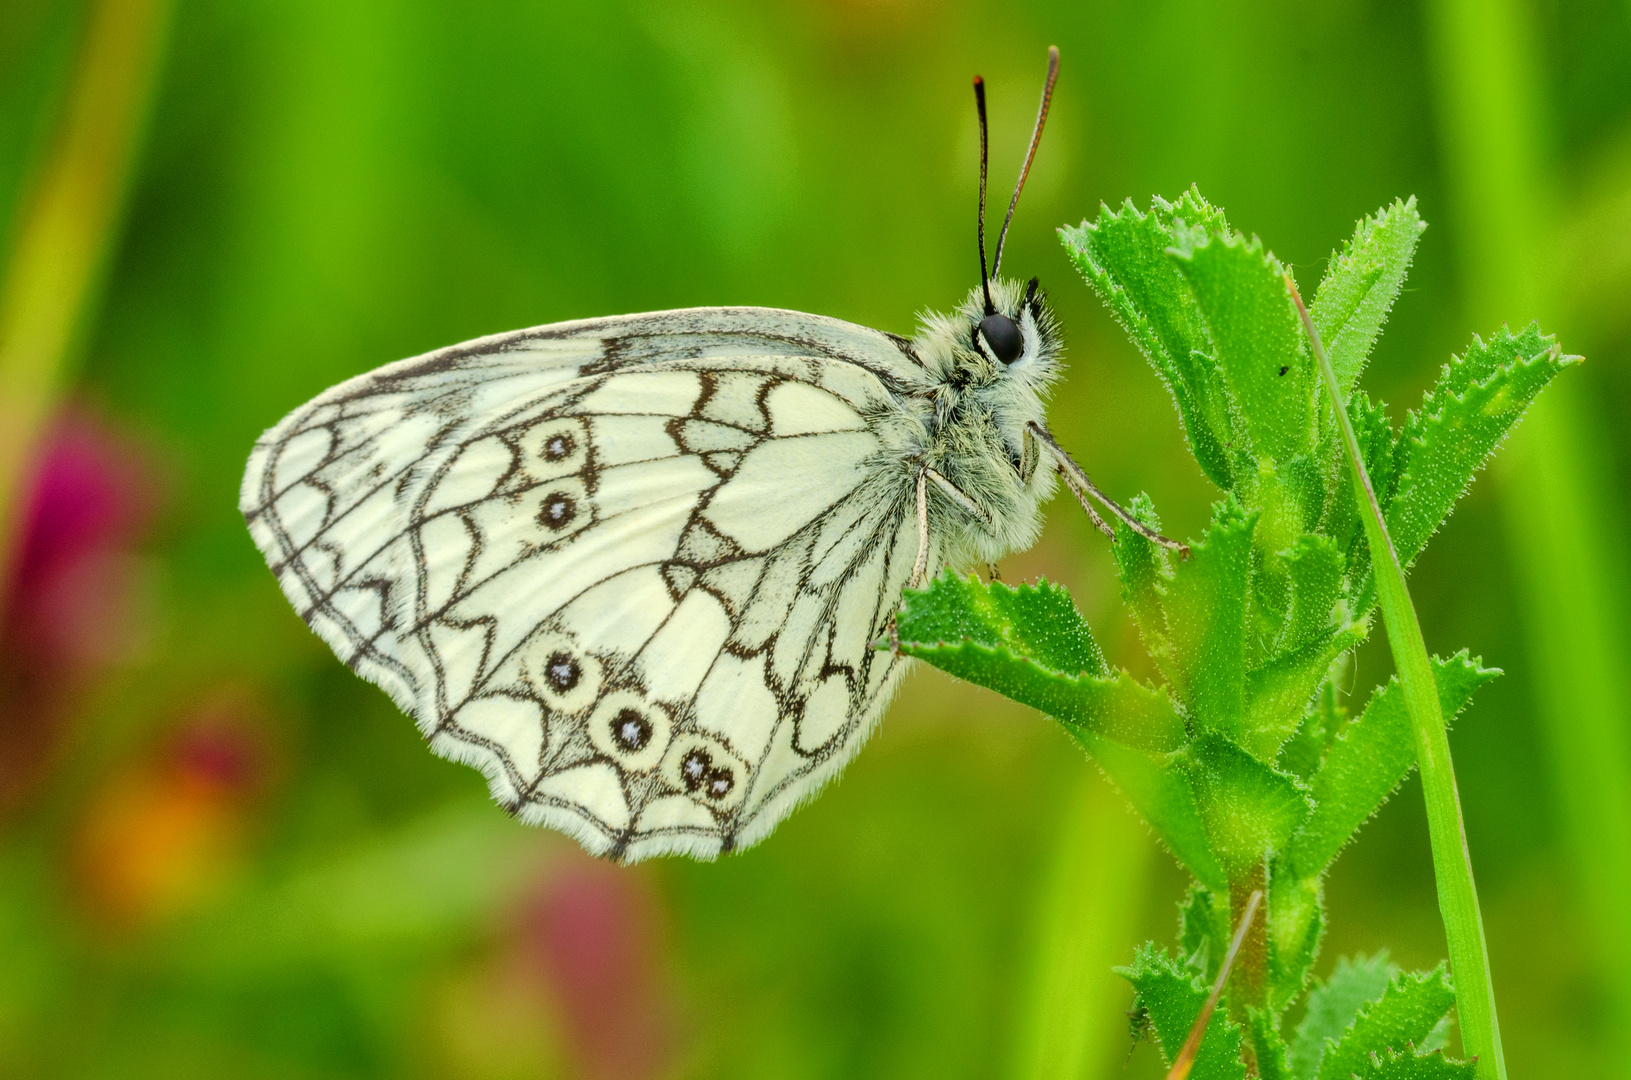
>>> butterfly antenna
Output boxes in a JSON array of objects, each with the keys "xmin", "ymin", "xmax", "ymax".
[
  {"xmin": 973, "ymin": 74, "xmax": 994, "ymax": 316},
  {"xmin": 991, "ymin": 45, "xmax": 1059, "ymax": 277}
]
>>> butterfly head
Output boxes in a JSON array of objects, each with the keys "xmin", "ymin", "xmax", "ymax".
[
  {"xmin": 970, "ymin": 46, "xmax": 1059, "ymax": 353},
  {"xmin": 932, "ymin": 49, "xmax": 1066, "ymax": 416},
  {"xmin": 957, "ymin": 274, "xmax": 1061, "ymax": 380}
]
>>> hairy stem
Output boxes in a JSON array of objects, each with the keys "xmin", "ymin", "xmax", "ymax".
[{"xmin": 1288, "ymin": 276, "xmax": 1507, "ymax": 1080}]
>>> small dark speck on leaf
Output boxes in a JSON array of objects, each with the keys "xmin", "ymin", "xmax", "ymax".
[{"xmin": 1278, "ymin": 365, "xmax": 1289, "ymax": 376}]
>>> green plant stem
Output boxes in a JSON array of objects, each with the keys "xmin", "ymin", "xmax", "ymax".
[
  {"xmin": 1227, "ymin": 860, "xmax": 1267, "ymax": 1016},
  {"xmin": 1287, "ymin": 277, "xmax": 1507, "ymax": 1080}
]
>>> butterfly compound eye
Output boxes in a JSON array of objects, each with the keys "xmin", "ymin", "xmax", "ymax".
[{"xmin": 979, "ymin": 313, "xmax": 1024, "ymax": 364}]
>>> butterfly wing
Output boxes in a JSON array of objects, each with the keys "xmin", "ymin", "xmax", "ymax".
[{"xmin": 241, "ymin": 307, "xmax": 935, "ymax": 860}]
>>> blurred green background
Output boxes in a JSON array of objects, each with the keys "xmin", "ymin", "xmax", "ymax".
[{"xmin": 2, "ymin": 1, "xmax": 1629, "ymax": 1077}]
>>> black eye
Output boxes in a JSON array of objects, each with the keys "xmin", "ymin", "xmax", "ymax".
[{"xmin": 979, "ymin": 313, "xmax": 1024, "ymax": 364}]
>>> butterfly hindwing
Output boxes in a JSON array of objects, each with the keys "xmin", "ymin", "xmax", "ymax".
[{"xmin": 242, "ymin": 307, "xmax": 935, "ymax": 860}]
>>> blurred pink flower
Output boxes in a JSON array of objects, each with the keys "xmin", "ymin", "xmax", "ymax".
[
  {"xmin": 0, "ymin": 410, "xmax": 155, "ymax": 808},
  {"xmin": 516, "ymin": 858, "xmax": 676, "ymax": 1080}
]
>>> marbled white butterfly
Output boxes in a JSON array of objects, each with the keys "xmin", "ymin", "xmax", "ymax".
[{"xmin": 240, "ymin": 48, "xmax": 1182, "ymax": 861}]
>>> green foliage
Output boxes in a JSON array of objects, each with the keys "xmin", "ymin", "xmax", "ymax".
[
  {"xmin": 1309, "ymin": 199, "xmax": 1424, "ymax": 395},
  {"xmin": 1291, "ymin": 954, "xmax": 1400, "ymax": 1079},
  {"xmin": 1349, "ymin": 1048, "xmax": 1477, "ymax": 1079},
  {"xmin": 1117, "ymin": 943, "xmax": 1247, "ymax": 1080},
  {"xmin": 1247, "ymin": 1007, "xmax": 1295, "ymax": 1080},
  {"xmin": 1315, "ymin": 966, "xmax": 1458, "ymax": 1080},
  {"xmin": 1186, "ymin": 734, "xmax": 1311, "ymax": 878},
  {"xmin": 1285, "ymin": 653, "xmax": 1499, "ymax": 880},
  {"xmin": 1061, "ymin": 190, "xmax": 1237, "ymax": 488},
  {"xmin": 1386, "ymin": 325, "xmax": 1577, "ymax": 572},
  {"xmin": 892, "ymin": 576, "xmax": 1184, "ymax": 752},
  {"xmin": 1172, "ymin": 230, "xmax": 1316, "ymax": 468},
  {"xmin": 898, "ymin": 190, "xmax": 1571, "ymax": 1076}
]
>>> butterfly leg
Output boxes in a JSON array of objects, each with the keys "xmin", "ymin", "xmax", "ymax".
[
  {"xmin": 910, "ymin": 470, "xmax": 931, "ymax": 589},
  {"xmin": 886, "ymin": 472, "xmax": 934, "ymax": 657},
  {"xmin": 1026, "ymin": 422, "xmax": 1190, "ymax": 558}
]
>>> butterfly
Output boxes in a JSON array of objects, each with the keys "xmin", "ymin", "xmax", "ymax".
[{"xmin": 240, "ymin": 47, "xmax": 1181, "ymax": 862}]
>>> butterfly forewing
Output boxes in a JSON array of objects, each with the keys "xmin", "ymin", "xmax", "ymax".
[{"xmin": 241, "ymin": 308, "xmax": 937, "ymax": 860}]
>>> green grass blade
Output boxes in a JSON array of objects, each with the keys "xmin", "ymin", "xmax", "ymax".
[
  {"xmin": 1287, "ymin": 279, "xmax": 1508, "ymax": 1080},
  {"xmin": 1424, "ymin": 0, "xmax": 1631, "ymax": 1058},
  {"xmin": 1284, "ymin": 653, "xmax": 1499, "ymax": 881}
]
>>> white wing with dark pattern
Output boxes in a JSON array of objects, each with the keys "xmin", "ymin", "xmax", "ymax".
[{"xmin": 241, "ymin": 307, "xmax": 938, "ymax": 860}]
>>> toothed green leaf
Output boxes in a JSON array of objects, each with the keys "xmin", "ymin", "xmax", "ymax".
[
  {"xmin": 1112, "ymin": 494, "xmax": 1174, "ymax": 664},
  {"xmin": 1277, "ymin": 675, "xmax": 1346, "ymax": 784},
  {"xmin": 1061, "ymin": 189, "xmax": 1236, "ymax": 487},
  {"xmin": 1173, "ymin": 232, "xmax": 1317, "ymax": 467},
  {"xmin": 894, "ymin": 573, "xmax": 1107, "ymax": 677},
  {"xmin": 1278, "ymin": 535, "xmax": 1347, "ymax": 656},
  {"xmin": 1350, "ymin": 1047, "xmax": 1476, "ymax": 1079},
  {"xmin": 1315, "ymin": 966, "xmax": 1458, "ymax": 1080},
  {"xmin": 1186, "ymin": 734, "xmax": 1312, "ymax": 877},
  {"xmin": 1310, "ymin": 198, "xmax": 1426, "ymax": 393},
  {"xmin": 1266, "ymin": 869, "xmax": 1324, "ymax": 1011},
  {"xmin": 1246, "ymin": 1007, "xmax": 1294, "ymax": 1080},
  {"xmin": 1284, "ymin": 653, "xmax": 1499, "ymax": 879},
  {"xmin": 1178, "ymin": 883, "xmax": 1228, "ymax": 982},
  {"xmin": 1161, "ymin": 499, "xmax": 1256, "ymax": 740},
  {"xmin": 1291, "ymin": 953, "xmax": 1399, "ymax": 1080},
  {"xmin": 1242, "ymin": 619, "xmax": 1367, "ymax": 763},
  {"xmin": 1329, "ymin": 391, "xmax": 1399, "ymax": 595},
  {"xmin": 891, "ymin": 575, "xmax": 1187, "ymax": 752},
  {"xmin": 1117, "ymin": 943, "xmax": 1247, "ymax": 1080},
  {"xmin": 1386, "ymin": 324, "xmax": 1577, "ymax": 570}
]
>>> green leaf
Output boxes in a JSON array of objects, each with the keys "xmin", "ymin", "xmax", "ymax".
[
  {"xmin": 1173, "ymin": 231, "xmax": 1317, "ymax": 467},
  {"xmin": 1186, "ymin": 734, "xmax": 1312, "ymax": 877},
  {"xmin": 1310, "ymin": 198, "xmax": 1425, "ymax": 393},
  {"xmin": 1113, "ymin": 494, "xmax": 1174, "ymax": 664},
  {"xmin": 1278, "ymin": 674, "xmax": 1347, "ymax": 784},
  {"xmin": 1061, "ymin": 188, "xmax": 1236, "ymax": 487},
  {"xmin": 1178, "ymin": 883, "xmax": 1228, "ymax": 982},
  {"xmin": 1278, "ymin": 535, "xmax": 1347, "ymax": 656},
  {"xmin": 893, "ymin": 575, "xmax": 1186, "ymax": 752},
  {"xmin": 1315, "ymin": 966, "xmax": 1458, "ymax": 1080},
  {"xmin": 893, "ymin": 573, "xmax": 1106, "ymax": 677},
  {"xmin": 1266, "ymin": 868, "xmax": 1323, "ymax": 1011},
  {"xmin": 1351, "ymin": 1047, "xmax": 1477, "ymax": 1080},
  {"xmin": 1072, "ymin": 730, "xmax": 1228, "ymax": 892},
  {"xmin": 1284, "ymin": 653, "xmax": 1499, "ymax": 880},
  {"xmin": 1161, "ymin": 499, "xmax": 1256, "ymax": 739},
  {"xmin": 1290, "ymin": 953, "xmax": 1399, "ymax": 1080},
  {"xmin": 1246, "ymin": 1008, "xmax": 1294, "ymax": 1080},
  {"xmin": 1242, "ymin": 618, "xmax": 1366, "ymax": 763},
  {"xmin": 1386, "ymin": 324, "xmax": 1578, "ymax": 570},
  {"xmin": 1117, "ymin": 943, "xmax": 1247, "ymax": 1080}
]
